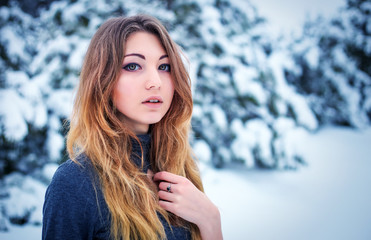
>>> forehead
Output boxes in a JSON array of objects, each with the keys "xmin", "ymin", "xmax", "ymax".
[{"xmin": 124, "ymin": 31, "xmax": 166, "ymax": 56}]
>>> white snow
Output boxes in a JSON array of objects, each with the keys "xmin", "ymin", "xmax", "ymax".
[
  {"xmin": 1, "ymin": 0, "xmax": 369, "ymax": 239},
  {"xmin": 46, "ymin": 115, "xmax": 65, "ymax": 162},
  {"xmin": 234, "ymin": 66, "xmax": 267, "ymax": 105},
  {"xmin": 204, "ymin": 126, "xmax": 371, "ymax": 240},
  {"xmin": 62, "ymin": 1, "xmax": 85, "ymax": 23},
  {"xmin": 273, "ymin": 118, "xmax": 309, "ymax": 168},
  {"xmin": 305, "ymin": 45, "xmax": 320, "ymax": 69},
  {"xmin": 193, "ymin": 140, "xmax": 212, "ymax": 163},
  {"xmin": 0, "ymin": 26, "xmax": 27, "ymax": 61},
  {"xmin": 231, "ymin": 118, "xmax": 273, "ymax": 167},
  {"xmin": 67, "ymin": 39, "xmax": 89, "ymax": 70},
  {"xmin": 268, "ymin": 51, "xmax": 318, "ymax": 130},
  {"xmin": 231, "ymin": 122, "xmax": 255, "ymax": 167},
  {"xmin": 0, "ymin": 89, "xmax": 29, "ymax": 141},
  {"xmin": 3, "ymin": 173, "xmax": 47, "ymax": 226},
  {"xmin": 249, "ymin": 0, "xmax": 345, "ymax": 37},
  {"xmin": 324, "ymin": 65, "xmax": 369, "ymax": 128},
  {"xmin": 210, "ymin": 105, "xmax": 228, "ymax": 130},
  {"xmin": 46, "ymin": 90, "xmax": 73, "ymax": 117},
  {"xmin": 47, "ymin": 129, "xmax": 65, "ymax": 162},
  {"xmin": 1, "ymin": 126, "xmax": 370, "ymax": 239},
  {"xmin": 41, "ymin": 163, "xmax": 59, "ymax": 182}
]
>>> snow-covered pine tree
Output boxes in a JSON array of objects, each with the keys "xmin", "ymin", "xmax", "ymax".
[
  {"xmin": 0, "ymin": 3, "xmax": 50, "ymax": 177},
  {"xmin": 286, "ymin": 0, "xmax": 370, "ymax": 128},
  {"xmin": 3, "ymin": 0, "xmax": 363, "ymax": 229},
  {"xmin": 175, "ymin": 0, "xmax": 317, "ymax": 168},
  {"xmin": 0, "ymin": 0, "xmax": 318, "ymax": 180}
]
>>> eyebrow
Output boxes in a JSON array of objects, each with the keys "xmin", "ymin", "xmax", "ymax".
[
  {"xmin": 124, "ymin": 53, "xmax": 168, "ymax": 60},
  {"xmin": 159, "ymin": 54, "xmax": 168, "ymax": 60}
]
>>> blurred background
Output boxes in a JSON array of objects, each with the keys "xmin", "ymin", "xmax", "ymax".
[{"xmin": 0, "ymin": 0, "xmax": 370, "ymax": 239}]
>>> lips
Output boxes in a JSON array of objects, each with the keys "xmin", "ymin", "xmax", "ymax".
[{"xmin": 142, "ymin": 96, "xmax": 163, "ymax": 104}]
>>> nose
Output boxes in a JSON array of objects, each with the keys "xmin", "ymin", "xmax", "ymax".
[{"xmin": 145, "ymin": 69, "xmax": 161, "ymax": 90}]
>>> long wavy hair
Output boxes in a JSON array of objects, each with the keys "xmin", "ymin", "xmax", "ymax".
[{"xmin": 66, "ymin": 15, "xmax": 203, "ymax": 240}]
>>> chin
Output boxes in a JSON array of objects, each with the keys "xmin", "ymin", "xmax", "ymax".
[
  {"xmin": 144, "ymin": 116, "xmax": 165, "ymax": 125},
  {"xmin": 147, "ymin": 119, "xmax": 163, "ymax": 125}
]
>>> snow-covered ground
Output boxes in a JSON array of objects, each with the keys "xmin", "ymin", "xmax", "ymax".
[
  {"xmin": 203, "ymin": 126, "xmax": 371, "ymax": 240},
  {"xmin": 1, "ymin": 126, "xmax": 370, "ymax": 240}
]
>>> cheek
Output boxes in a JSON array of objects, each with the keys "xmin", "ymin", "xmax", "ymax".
[
  {"xmin": 168, "ymin": 79, "xmax": 175, "ymax": 99},
  {"xmin": 164, "ymin": 81, "xmax": 175, "ymax": 111},
  {"xmin": 113, "ymin": 80, "xmax": 131, "ymax": 108}
]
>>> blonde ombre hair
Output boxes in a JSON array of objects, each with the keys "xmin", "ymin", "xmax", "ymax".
[{"xmin": 66, "ymin": 15, "xmax": 203, "ymax": 240}]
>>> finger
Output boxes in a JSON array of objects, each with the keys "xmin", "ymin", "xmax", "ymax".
[
  {"xmin": 159, "ymin": 200, "xmax": 178, "ymax": 214},
  {"xmin": 158, "ymin": 181, "xmax": 176, "ymax": 193},
  {"xmin": 158, "ymin": 190, "xmax": 177, "ymax": 202},
  {"xmin": 153, "ymin": 171, "xmax": 181, "ymax": 183}
]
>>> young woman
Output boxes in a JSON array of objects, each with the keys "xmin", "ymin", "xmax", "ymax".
[{"xmin": 42, "ymin": 15, "xmax": 222, "ymax": 240}]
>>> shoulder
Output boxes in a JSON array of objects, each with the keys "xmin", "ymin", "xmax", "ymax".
[
  {"xmin": 52, "ymin": 157, "xmax": 95, "ymax": 187},
  {"xmin": 43, "ymin": 156, "xmax": 110, "ymax": 239},
  {"xmin": 46, "ymin": 156, "xmax": 100, "ymax": 204},
  {"xmin": 54, "ymin": 155, "xmax": 93, "ymax": 178}
]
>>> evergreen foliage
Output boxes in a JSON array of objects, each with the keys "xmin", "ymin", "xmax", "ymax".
[
  {"xmin": 0, "ymin": 0, "xmax": 369, "ymax": 229},
  {"xmin": 287, "ymin": 0, "xmax": 370, "ymax": 127}
]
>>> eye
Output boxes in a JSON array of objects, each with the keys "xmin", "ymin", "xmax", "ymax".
[
  {"xmin": 159, "ymin": 64, "xmax": 171, "ymax": 72},
  {"xmin": 123, "ymin": 63, "xmax": 141, "ymax": 71}
]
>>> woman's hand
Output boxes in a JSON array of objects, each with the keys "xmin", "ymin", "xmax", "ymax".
[{"xmin": 153, "ymin": 171, "xmax": 223, "ymax": 240}]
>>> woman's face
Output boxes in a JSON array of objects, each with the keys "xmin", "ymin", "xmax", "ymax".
[{"xmin": 112, "ymin": 31, "xmax": 175, "ymax": 134}]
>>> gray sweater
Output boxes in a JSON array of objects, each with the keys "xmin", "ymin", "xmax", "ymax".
[{"xmin": 42, "ymin": 134, "xmax": 191, "ymax": 240}]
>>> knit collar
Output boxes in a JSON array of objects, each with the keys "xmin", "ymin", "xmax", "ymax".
[{"xmin": 130, "ymin": 134, "xmax": 151, "ymax": 173}]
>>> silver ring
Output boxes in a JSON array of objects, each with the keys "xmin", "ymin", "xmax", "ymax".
[{"xmin": 167, "ymin": 183, "xmax": 171, "ymax": 193}]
